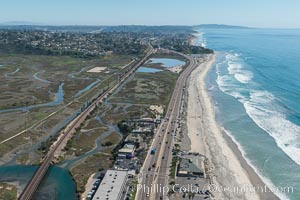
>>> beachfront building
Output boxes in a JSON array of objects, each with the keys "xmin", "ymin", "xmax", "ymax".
[
  {"xmin": 131, "ymin": 127, "xmax": 152, "ymax": 134},
  {"xmin": 92, "ymin": 170, "xmax": 128, "ymax": 200},
  {"xmin": 177, "ymin": 158, "xmax": 204, "ymax": 178},
  {"xmin": 118, "ymin": 143, "xmax": 135, "ymax": 158}
]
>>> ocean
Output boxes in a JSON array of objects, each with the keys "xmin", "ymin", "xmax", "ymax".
[{"xmin": 194, "ymin": 28, "xmax": 300, "ymax": 200}]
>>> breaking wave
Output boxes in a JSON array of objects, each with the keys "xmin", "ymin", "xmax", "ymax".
[{"xmin": 216, "ymin": 53, "xmax": 300, "ymax": 167}]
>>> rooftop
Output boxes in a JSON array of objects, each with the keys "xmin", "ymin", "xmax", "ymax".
[
  {"xmin": 92, "ymin": 170, "xmax": 128, "ymax": 200},
  {"xmin": 178, "ymin": 158, "xmax": 203, "ymax": 174},
  {"xmin": 118, "ymin": 143, "xmax": 135, "ymax": 155},
  {"xmin": 123, "ymin": 144, "xmax": 135, "ymax": 149}
]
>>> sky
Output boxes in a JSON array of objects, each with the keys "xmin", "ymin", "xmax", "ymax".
[{"xmin": 1, "ymin": 0, "xmax": 300, "ymax": 28}]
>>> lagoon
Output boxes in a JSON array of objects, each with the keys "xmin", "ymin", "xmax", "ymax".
[
  {"xmin": 137, "ymin": 67, "xmax": 162, "ymax": 73},
  {"xmin": 148, "ymin": 58, "xmax": 185, "ymax": 68},
  {"xmin": 0, "ymin": 165, "xmax": 77, "ymax": 200}
]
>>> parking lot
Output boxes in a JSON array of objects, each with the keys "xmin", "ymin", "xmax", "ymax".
[{"xmin": 172, "ymin": 176, "xmax": 211, "ymax": 200}]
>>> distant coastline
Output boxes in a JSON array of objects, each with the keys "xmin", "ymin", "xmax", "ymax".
[
  {"xmin": 193, "ymin": 24, "xmax": 250, "ymax": 29},
  {"xmin": 0, "ymin": 23, "xmax": 251, "ymax": 33}
]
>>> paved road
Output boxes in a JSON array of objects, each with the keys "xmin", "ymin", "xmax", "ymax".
[
  {"xmin": 137, "ymin": 53, "xmax": 199, "ymax": 200},
  {"xmin": 18, "ymin": 49, "xmax": 154, "ymax": 200}
]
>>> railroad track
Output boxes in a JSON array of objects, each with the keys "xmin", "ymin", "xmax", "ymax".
[{"xmin": 18, "ymin": 49, "xmax": 154, "ymax": 200}]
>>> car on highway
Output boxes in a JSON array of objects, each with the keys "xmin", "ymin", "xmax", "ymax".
[{"xmin": 151, "ymin": 147, "xmax": 157, "ymax": 155}]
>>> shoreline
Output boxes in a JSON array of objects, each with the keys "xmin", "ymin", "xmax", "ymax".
[
  {"xmin": 221, "ymin": 129, "xmax": 280, "ymax": 200},
  {"xmin": 184, "ymin": 53, "xmax": 279, "ymax": 200}
]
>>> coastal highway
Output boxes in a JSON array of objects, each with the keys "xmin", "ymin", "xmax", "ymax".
[
  {"xmin": 137, "ymin": 52, "xmax": 200, "ymax": 200},
  {"xmin": 18, "ymin": 49, "xmax": 154, "ymax": 200}
]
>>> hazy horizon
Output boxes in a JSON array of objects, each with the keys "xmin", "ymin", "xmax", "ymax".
[
  {"xmin": 0, "ymin": 22, "xmax": 249, "ymax": 27},
  {"xmin": 1, "ymin": 22, "xmax": 300, "ymax": 30},
  {"xmin": 1, "ymin": 0, "xmax": 300, "ymax": 29}
]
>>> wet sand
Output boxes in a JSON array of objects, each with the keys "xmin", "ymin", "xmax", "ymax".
[{"xmin": 185, "ymin": 54, "xmax": 279, "ymax": 200}]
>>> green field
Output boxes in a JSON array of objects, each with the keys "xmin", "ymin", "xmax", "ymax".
[
  {"xmin": 0, "ymin": 53, "xmax": 135, "ymax": 162},
  {"xmin": 110, "ymin": 71, "xmax": 178, "ymax": 107}
]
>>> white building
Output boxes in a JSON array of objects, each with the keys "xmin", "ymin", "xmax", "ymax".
[
  {"xmin": 118, "ymin": 143, "xmax": 135, "ymax": 158},
  {"xmin": 92, "ymin": 170, "xmax": 128, "ymax": 200}
]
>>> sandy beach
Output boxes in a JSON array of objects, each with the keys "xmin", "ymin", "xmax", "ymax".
[
  {"xmin": 81, "ymin": 173, "xmax": 96, "ymax": 200},
  {"xmin": 185, "ymin": 54, "xmax": 279, "ymax": 200}
]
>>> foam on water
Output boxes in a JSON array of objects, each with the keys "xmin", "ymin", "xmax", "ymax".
[
  {"xmin": 234, "ymin": 73, "xmax": 252, "ymax": 84},
  {"xmin": 216, "ymin": 61, "xmax": 248, "ymax": 101},
  {"xmin": 244, "ymin": 91, "xmax": 300, "ymax": 166},
  {"xmin": 223, "ymin": 128, "xmax": 290, "ymax": 200},
  {"xmin": 226, "ymin": 54, "xmax": 253, "ymax": 84},
  {"xmin": 216, "ymin": 53, "xmax": 300, "ymax": 167},
  {"xmin": 216, "ymin": 75, "xmax": 246, "ymax": 100},
  {"xmin": 192, "ymin": 31, "xmax": 207, "ymax": 47}
]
